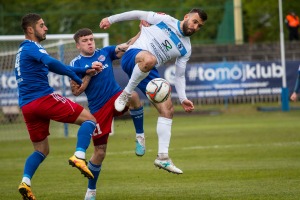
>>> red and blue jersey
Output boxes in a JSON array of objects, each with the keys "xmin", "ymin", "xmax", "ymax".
[
  {"xmin": 70, "ymin": 45, "xmax": 121, "ymax": 114},
  {"xmin": 15, "ymin": 40, "xmax": 54, "ymax": 107}
]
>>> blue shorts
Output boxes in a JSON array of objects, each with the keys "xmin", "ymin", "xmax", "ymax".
[{"xmin": 121, "ymin": 49, "xmax": 160, "ymax": 96}]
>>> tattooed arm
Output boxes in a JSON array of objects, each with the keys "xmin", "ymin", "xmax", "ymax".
[
  {"xmin": 70, "ymin": 62, "xmax": 103, "ymax": 96},
  {"xmin": 70, "ymin": 75, "xmax": 92, "ymax": 96}
]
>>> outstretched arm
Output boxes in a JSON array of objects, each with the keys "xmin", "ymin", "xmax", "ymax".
[
  {"xmin": 113, "ymin": 18, "xmax": 147, "ymax": 58},
  {"xmin": 70, "ymin": 61, "xmax": 103, "ymax": 96},
  {"xmin": 100, "ymin": 10, "xmax": 149, "ymax": 29},
  {"xmin": 70, "ymin": 75, "xmax": 92, "ymax": 96},
  {"xmin": 115, "ymin": 31, "xmax": 141, "ymax": 58},
  {"xmin": 41, "ymin": 55, "xmax": 82, "ymax": 85}
]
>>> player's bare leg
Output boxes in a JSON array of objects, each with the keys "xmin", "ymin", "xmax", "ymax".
[{"xmin": 152, "ymin": 97, "xmax": 183, "ymax": 174}]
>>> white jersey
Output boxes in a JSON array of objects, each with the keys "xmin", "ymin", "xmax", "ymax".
[
  {"xmin": 129, "ymin": 12, "xmax": 191, "ymax": 68},
  {"xmin": 108, "ymin": 10, "xmax": 191, "ymax": 103}
]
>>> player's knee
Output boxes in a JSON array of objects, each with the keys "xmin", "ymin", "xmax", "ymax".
[
  {"xmin": 76, "ymin": 109, "xmax": 96, "ymax": 125},
  {"xmin": 88, "ymin": 114, "xmax": 96, "ymax": 123},
  {"xmin": 94, "ymin": 147, "xmax": 106, "ymax": 160},
  {"xmin": 143, "ymin": 56, "xmax": 156, "ymax": 68},
  {"xmin": 157, "ymin": 100, "xmax": 174, "ymax": 118},
  {"xmin": 43, "ymin": 150, "xmax": 49, "ymax": 157},
  {"xmin": 36, "ymin": 148, "xmax": 49, "ymax": 157},
  {"xmin": 138, "ymin": 53, "xmax": 156, "ymax": 70},
  {"xmin": 162, "ymin": 107, "xmax": 174, "ymax": 118},
  {"xmin": 84, "ymin": 110, "xmax": 96, "ymax": 123},
  {"xmin": 96, "ymin": 150, "xmax": 106, "ymax": 159}
]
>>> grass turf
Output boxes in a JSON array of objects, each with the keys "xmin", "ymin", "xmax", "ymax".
[{"xmin": 0, "ymin": 103, "xmax": 300, "ymax": 199}]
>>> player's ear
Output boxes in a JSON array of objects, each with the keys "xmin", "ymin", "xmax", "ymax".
[
  {"xmin": 27, "ymin": 26, "xmax": 34, "ymax": 34},
  {"xmin": 76, "ymin": 43, "xmax": 80, "ymax": 50},
  {"xmin": 183, "ymin": 14, "xmax": 189, "ymax": 21}
]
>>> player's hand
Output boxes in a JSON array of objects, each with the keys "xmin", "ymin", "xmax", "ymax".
[
  {"xmin": 100, "ymin": 18, "xmax": 111, "ymax": 29},
  {"xmin": 92, "ymin": 61, "xmax": 103, "ymax": 72},
  {"xmin": 86, "ymin": 61, "xmax": 103, "ymax": 76},
  {"xmin": 181, "ymin": 99, "xmax": 194, "ymax": 113},
  {"xmin": 70, "ymin": 79, "xmax": 83, "ymax": 96},
  {"xmin": 139, "ymin": 20, "xmax": 151, "ymax": 29},
  {"xmin": 290, "ymin": 92, "xmax": 297, "ymax": 102}
]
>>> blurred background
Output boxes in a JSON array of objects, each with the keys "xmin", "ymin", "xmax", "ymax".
[
  {"xmin": 1, "ymin": 0, "xmax": 300, "ymax": 44},
  {"xmin": 1, "ymin": 0, "xmax": 300, "ymax": 138},
  {"xmin": 1, "ymin": 2, "xmax": 300, "ymax": 199}
]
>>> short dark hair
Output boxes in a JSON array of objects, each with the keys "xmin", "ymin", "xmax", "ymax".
[
  {"xmin": 73, "ymin": 28, "xmax": 93, "ymax": 43},
  {"xmin": 189, "ymin": 8, "xmax": 208, "ymax": 22},
  {"xmin": 21, "ymin": 13, "xmax": 41, "ymax": 33}
]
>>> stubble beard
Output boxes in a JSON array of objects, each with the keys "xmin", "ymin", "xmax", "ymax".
[{"xmin": 182, "ymin": 21, "xmax": 195, "ymax": 36}]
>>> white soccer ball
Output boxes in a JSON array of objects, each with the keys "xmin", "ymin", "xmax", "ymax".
[{"xmin": 146, "ymin": 78, "xmax": 171, "ymax": 103}]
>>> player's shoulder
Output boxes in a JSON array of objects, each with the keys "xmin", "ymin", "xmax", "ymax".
[
  {"xmin": 70, "ymin": 55, "xmax": 82, "ymax": 67},
  {"xmin": 19, "ymin": 40, "xmax": 48, "ymax": 57},
  {"xmin": 159, "ymin": 15, "xmax": 178, "ymax": 28},
  {"xmin": 96, "ymin": 46, "xmax": 116, "ymax": 57},
  {"xmin": 20, "ymin": 40, "xmax": 43, "ymax": 50},
  {"xmin": 155, "ymin": 12, "xmax": 177, "ymax": 22},
  {"xmin": 95, "ymin": 48, "xmax": 103, "ymax": 54},
  {"xmin": 98, "ymin": 45, "xmax": 115, "ymax": 52},
  {"xmin": 94, "ymin": 48, "xmax": 106, "ymax": 57}
]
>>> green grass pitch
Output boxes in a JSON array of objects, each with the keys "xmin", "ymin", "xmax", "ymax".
[{"xmin": 0, "ymin": 104, "xmax": 300, "ymax": 199}]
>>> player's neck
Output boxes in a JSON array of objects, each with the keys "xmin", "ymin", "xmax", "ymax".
[{"xmin": 25, "ymin": 35, "xmax": 40, "ymax": 43}]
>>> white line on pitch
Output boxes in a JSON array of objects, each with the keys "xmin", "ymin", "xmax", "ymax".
[{"xmin": 106, "ymin": 141, "xmax": 300, "ymax": 155}]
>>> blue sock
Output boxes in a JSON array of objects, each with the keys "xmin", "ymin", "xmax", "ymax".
[
  {"xmin": 87, "ymin": 161, "xmax": 101, "ymax": 190},
  {"xmin": 130, "ymin": 106, "xmax": 144, "ymax": 134},
  {"xmin": 23, "ymin": 151, "xmax": 46, "ymax": 179},
  {"xmin": 76, "ymin": 120, "xmax": 96, "ymax": 152}
]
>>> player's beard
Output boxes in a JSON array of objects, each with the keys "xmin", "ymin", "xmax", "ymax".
[
  {"xmin": 34, "ymin": 30, "xmax": 46, "ymax": 42},
  {"xmin": 182, "ymin": 21, "xmax": 195, "ymax": 36}
]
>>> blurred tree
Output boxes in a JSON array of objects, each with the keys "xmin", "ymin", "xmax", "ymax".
[
  {"xmin": 0, "ymin": 0, "xmax": 299, "ymax": 44},
  {"xmin": 243, "ymin": 0, "xmax": 300, "ymax": 43}
]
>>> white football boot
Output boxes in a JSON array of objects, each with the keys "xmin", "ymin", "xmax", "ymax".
[
  {"xmin": 114, "ymin": 91, "xmax": 131, "ymax": 112},
  {"xmin": 154, "ymin": 157, "xmax": 183, "ymax": 174}
]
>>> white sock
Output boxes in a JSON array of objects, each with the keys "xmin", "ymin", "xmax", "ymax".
[
  {"xmin": 74, "ymin": 151, "xmax": 85, "ymax": 159},
  {"xmin": 87, "ymin": 188, "xmax": 96, "ymax": 192},
  {"xmin": 22, "ymin": 177, "xmax": 31, "ymax": 186},
  {"xmin": 157, "ymin": 117, "xmax": 172, "ymax": 156},
  {"xmin": 136, "ymin": 133, "xmax": 145, "ymax": 138},
  {"xmin": 124, "ymin": 64, "xmax": 150, "ymax": 94}
]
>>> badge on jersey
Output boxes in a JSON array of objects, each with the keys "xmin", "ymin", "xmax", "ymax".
[
  {"xmin": 156, "ymin": 21, "xmax": 187, "ymax": 56},
  {"xmin": 39, "ymin": 49, "xmax": 48, "ymax": 54},
  {"xmin": 98, "ymin": 55, "xmax": 105, "ymax": 62}
]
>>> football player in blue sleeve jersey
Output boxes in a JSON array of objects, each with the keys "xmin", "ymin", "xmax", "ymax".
[
  {"xmin": 16, "ymin": 13, "xmax": 101, "ymax": 200},
  {"xmin": 69, "ymin": 28, "xmax": 145, "ymax": 200}
]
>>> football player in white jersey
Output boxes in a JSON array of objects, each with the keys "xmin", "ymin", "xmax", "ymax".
[{"xmin": 99, "ymin": 9, "xmax": 207, "ymax": 174}]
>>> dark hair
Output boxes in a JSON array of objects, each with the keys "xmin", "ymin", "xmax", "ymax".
[
  {"xmin": 189, "ymin": 8, "xmax": 208, "ymax": 22},
  {"xmin": 21, "ymin": 13, "xmax": 41, "ymax": 33},
  {"xmin": 73, "ymin": 28, "xmax": 93, "ymax": 43}
]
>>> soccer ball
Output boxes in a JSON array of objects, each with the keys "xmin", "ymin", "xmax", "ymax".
[{"xmin": 146, "ymin": 78, "xmax": 171, "ymax": 103}]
